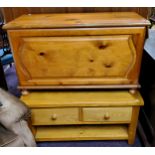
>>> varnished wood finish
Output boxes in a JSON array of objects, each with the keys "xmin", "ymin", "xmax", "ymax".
[
  {"xmin": 3, "ymin": 12, "xmax": 150, "ymax": 29},
  {"xmin": 7, "ymin": 26, "xmax": 147, "ymax": 88},
  {"xmin": 24, "ymin": 36, "xmax": 133, "ymax": 79},
  {"xmin": 21, "ymin": 90, "xmax": 143, "ymax": 143},
  {"xmin": 35, "ymin": 125, "xmax": 128, "ymax": 141},
  {"xmin": 18, "ymin": 84, "xmax": 140, "ymax": 90},
  {"xmin": 31, "ymin": 108, "xmax": 79, "ymax": 125},
  {"xmin": 2, "ymin": 8, "xmax": 150, "ymax": 23},
  {"xmin": 83, "ymin": 107, "xmax": 132, "ymax": 122},
  {"xmin": 6, "ymin": 12, "xmax": 146, "ymax": 144},
  {"xmin": 31, "ymin": 107, "xmax": 132, "ymax": 125},
  {"xmin": 128, "ymin": 107, "xmax": 140, "ymax": 144},
  {"xmin": 16, "ymin": 35, "xmax": 136, "ymax": 80},
  {"xmin": 20, "ymin": 91, "xmax": 144, "ymax": 108},
  {"xmin": 27, "ymin": 118, "xmax": 36, "ymax": 136}
]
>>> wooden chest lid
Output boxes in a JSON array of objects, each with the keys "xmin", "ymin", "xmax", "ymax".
[{"xmin": 3, "ymin": 12, "xmax": 150, "ymax": 30}]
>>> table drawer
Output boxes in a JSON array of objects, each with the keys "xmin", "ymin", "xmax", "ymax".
[
  {"xmin": 83, "ymin": 107, "xmax": 132, "ymax": 123},
  {"xmin": 31, "ymin": 108, "xmax": 79, "ymax": 125}
]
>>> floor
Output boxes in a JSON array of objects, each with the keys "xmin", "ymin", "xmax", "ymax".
[{"xmin": 4, "ymin": 64, "xmax": 142, "ymax": 147}]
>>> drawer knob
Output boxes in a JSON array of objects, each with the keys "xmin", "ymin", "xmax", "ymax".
[
  {"xmin": 129, "ymin": 89, "xmax": 136, "ymax": 94},
  {"xmin": 104, "ymin": 113, "xmax": 110, "ymax": 120},
  {"xmin": 51, "ymin": 114, "xmax": 57, "ymax": 120},
  {"xmin": 21, "ymin": 90, "xmax": 29, "ymax": 96}
]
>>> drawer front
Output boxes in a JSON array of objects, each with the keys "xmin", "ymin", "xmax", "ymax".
[
  {"xmin": 8, "ymin": 27, "xmax": 145, "ymax": 88},
  {"xmin": 31, "ymin": 108, "xmax": 79, "ymax": 125},
  {"xmin": 83, "ymin": 107, "xmax": 132, "ymax": 123}
]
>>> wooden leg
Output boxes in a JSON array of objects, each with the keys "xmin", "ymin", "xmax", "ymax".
[
  {"xmin": 128, "ymin": 107, "xmax": 140, "ymax": 144},
  {"xmin": 28, "ymin": 118, "xmax": 36, "ymax": 137}
]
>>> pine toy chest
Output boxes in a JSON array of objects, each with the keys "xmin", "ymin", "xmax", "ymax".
[{"xmin": 3, "ymin": 12, "xmax": 150, "ymax": 144}]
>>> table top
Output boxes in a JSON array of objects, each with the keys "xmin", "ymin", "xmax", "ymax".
[
  {"xmin": 3, "ymin": 12, "xmax": 150, "ymax": 30},
  {"xmin": 21, "ymin": 91, "xmax": 144, "ymax": 108}
]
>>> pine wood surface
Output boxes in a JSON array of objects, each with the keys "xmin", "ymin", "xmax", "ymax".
[
  {"xmin": 21, "ymin": 90, "xmax": 143, "ymax": 144},
  {"xmin": 35, "ymin": 125, "xmax": 128, "ymax": 141},
  {"xmin": 31, "ymin": 107, "xmax": 132, "ymax": 125},
  {"xmin": 83, "ymin": 107, "xmax": 132, "ymax": 122},
  {"xmin": 128, "ymin": 107, "xmax": 140, "ymax": 144},
  {"xmin": 7, "ymin": 26, "xmax": 145, "ymax": 88},
  {"xmin": 2, "ymin": 7, "xmax": 150, "ymax": 23},
  {"xmin": 16, "ymin": 35, "xmax": 136, "ymax": 79},
  {"xmin": 3, "ymin": 12, "xmax": 150, "ymax": 30},
  {"xmin": 5, "ymin": 12, "xmax": 146, "ymax": 144},
  {"xmin": 20, "ymin": 91, "xmax": 143, "ymax": 108},
  {"xmin": 18, "ymin": 85, "xmax": 141, "ymax": 90},
  {"xmin": 31, "ymin": 108, "xmax": 79, "ymax": 125}
]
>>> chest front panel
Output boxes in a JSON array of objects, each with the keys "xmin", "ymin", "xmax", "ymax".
[{"xmin": 8, "ymin": 27, "xmax": 145, "ymax": 89}]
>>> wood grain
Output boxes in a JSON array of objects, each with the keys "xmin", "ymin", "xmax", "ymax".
[
  {"xmin": 128, "ymin": 107, "xmax": 140, "ymax": 144},
  {"xmin": 7, "ymin": 27, "xmax": 146, "ymax": 88},
  {"xmin": 31, "ymin": 108, "xmax": 79, "ymax": 125},
  {"xmin": 18, "ymin": 84, "xmax": 140, "ymax": 90},
  {"xmin": 17, "ymin": 35, "xmax": 135, "ymax": 80},
  {"xmin": 83, "ymin": 107, "xmax": 132, "ymax": 122},
  {"xmin": 35, "ymin": 125, "xmax": 128, "ymax": 141},
  {"xmin": 27, "ymin": 118, "xmax": 36, "ymax": 136},
  {"xmin": 31, "ymin": 107, "xmax": 133, "ymax": 125},
  {"xmin": 2, "ymin": 8, "xmax": 150, "ymax": 23},
  {"xmin": 3, "ymin": 12, "xmax": 150, "ymax": 29},
  {"xmin": 4, "ymin": 11, "xmax": 145, "ymax": 144},
  {"xmin": 20, "ymin": 91, "xmax": 144, "ymax": 108},
  {"xmin": 20, "ymin": 90, "xmax": 144, "ymax": 144}
]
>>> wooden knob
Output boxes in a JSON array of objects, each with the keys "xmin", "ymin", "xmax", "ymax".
[
  {"xmin": 21, "ymin": 90, "xmax": 29, "ymax": 96},
  {"xmin": 51, "ymin": 114, "xmax": 57, "ymax": 120},
  {"xmin": 129, "ymin": 89, "xmax": 136, "ymax": 94},
  {"xmin": 104, "ymin": 113, "xmax": 110, "ymax": 120}
]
